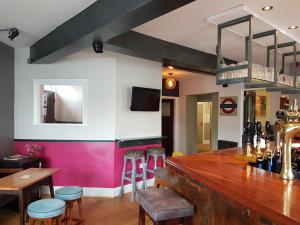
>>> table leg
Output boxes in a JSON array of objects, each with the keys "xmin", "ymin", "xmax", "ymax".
[
  {"xmin": 19, "ymin": 190, "xmax": 25, "ymax": 225},
  {"xmin": 49, "ymin": 176, "xmax": 54, "ymax": 198}
]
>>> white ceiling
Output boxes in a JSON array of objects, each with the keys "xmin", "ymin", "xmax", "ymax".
[
  {"xmin": 0, "ymin": 0, "xmax": 97, "ymax": 47},
  {"xmin": 133, "ymin": 0, "xmax": 300, "ymax": 63},
  {"xmin": 0, "ymin": 0, "xmax": 300, "ymax": 66}
]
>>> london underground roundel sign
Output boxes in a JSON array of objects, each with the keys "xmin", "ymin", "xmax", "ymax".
[{"xmin": 220, "ymin": 96, "xmax": 237, "ymax": 116}]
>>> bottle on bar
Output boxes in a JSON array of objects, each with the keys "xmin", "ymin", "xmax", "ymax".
[
  {"xmin": 264, "ymin": 121, "xmax": 273, "ymax": 172},
  {"xmin": 255, "ymin": 121, "xmax": 264, "ymax": 169}
]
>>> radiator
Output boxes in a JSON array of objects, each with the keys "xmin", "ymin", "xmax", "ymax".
[{"xmin": 218, "ymin": 140, "xmax": 238, "ymax": 150}]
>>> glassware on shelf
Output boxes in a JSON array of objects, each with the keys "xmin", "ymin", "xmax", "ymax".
[
  {"xmin": 278, "ymin": 74, "xmax": 294, "ymax": 86},
  {"xmin": 217, "ymin": 60, "xmax": 279, "ymax": 82},
  {"xmin": 296, "ymin": 77, "xmax": 300, "ymax": 88},
  {"xmin": 237, "ymin": 61, "xmax": 248, "ymax": 78},
  {"xmin": 251, "ymin": 64, "xmax": 274, "ymax": 82},
  {"xmin": 219, "ymin": 64, "xmax": 227, "ymax": 80}
]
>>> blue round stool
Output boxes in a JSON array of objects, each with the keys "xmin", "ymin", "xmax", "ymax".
[
  {"xmin": 27, "ymin": 199, "xmax": 65, "ymax": 225},
  {"xmin": 55, "ymin": 186, "xmax": 84, "ymax": 225}
]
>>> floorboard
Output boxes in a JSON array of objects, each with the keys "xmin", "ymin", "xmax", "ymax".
[{"xmin": 0, "ymin": 194, "xmax": 154, "ymax": 225}]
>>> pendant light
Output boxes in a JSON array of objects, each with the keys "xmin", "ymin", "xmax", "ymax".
[{"xmin": 165, "ymin": 73, "xmax": 176, "ymax": 90}]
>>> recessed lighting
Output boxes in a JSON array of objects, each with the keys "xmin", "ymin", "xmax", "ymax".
[
  {"xmin": 168, "ymin": 66, "xmax": 174, "ymax": 69},
  {"xmin": 288, "ymin": 25, "xmax": 298, "ymax": 30},
  {"xmin": 262, "ymin": 6, "xmax": 273, "ymax": 11}
]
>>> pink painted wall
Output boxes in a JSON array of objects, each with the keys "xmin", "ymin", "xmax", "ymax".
[{"xmin": 15, "ymin": 141, "xmax": 162, "ymax": 188}]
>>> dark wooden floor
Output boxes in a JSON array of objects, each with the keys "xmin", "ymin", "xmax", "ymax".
[{"xmin": 0, "ymin": 194, "xmax": 153, "ymax": 225}]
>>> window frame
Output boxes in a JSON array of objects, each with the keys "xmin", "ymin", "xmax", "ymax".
[{"xmin": 33, "ymin": 79, "xmax": 88, "ymax": 126}]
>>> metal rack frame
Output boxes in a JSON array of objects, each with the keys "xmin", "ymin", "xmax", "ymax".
[
  {"xmin": 266, "ymin": 42, "xmax": 298, "ymax": 93},
  {"xmin": 216, "ymin": 15, "xmax": 253, "ymax": 85},
  {"xmin": 244, "ymin": 29, "xmax": 277, "ymax": 88}
]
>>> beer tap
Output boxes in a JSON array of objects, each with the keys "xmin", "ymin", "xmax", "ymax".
[
  {"xmin": 271, "ymin": 117, "xmax": 284, "ymax": 173},
  {"xmin": 264, "ymin": 121, "xmax": 273, "ymax": 171},
  {"xmin": 255, "ymin": 121, "xmax": 264, "ymax": 169},
  {"xmin": 256, "ymin": 121, "xmax": 263, "ymax": 157},
  {"xmin": 244, "ymin": 121, "xmax": 253, "ymax": 157},
  {"xmin": 276, "ymin": 99, "xmax": 300, "ymax": 180},
  {"xmin": 275, "ymin": 119, "xmax": 283, "ymax": 156}
]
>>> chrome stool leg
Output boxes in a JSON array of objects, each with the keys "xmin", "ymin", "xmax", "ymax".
[
  {"xmin": 154, "ymin": 155, "xmax": 158, "ymax": 171},
  {"xmin": 131, "ymin": 159, "xmax": 137, "ymax": 202},
  {"xmin": 141, "ymin": 157, "xmax": 147, "ymax": 190},
  {"xmin": 162, "ymin": 153, "xmax": 166, "ymax": 167},
  {"xmin": 120, "ymin": 158, "xmax": 128, "ymax": 196}
]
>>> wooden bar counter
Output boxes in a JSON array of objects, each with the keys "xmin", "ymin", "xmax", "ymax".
[{"xmin": 165, "ymin": 148, "xmax": 300, "ymax": 225}]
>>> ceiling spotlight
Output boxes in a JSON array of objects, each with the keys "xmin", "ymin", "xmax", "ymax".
[
  {"xmin": 262, "ymin": 5, "xmax": 273, "ymax": 11},
  {"xmin": 168, "ymin": 66, "xmax": 174, "ymax": 69},
  {"xmin": 8, "ymin": 28, "xmax": 19, "ymax": 41},
  {"xmin": 93, "ymin": 40, "xmax": 103, "ymax": 53},
  {"xmin": 0, "ymin": 27, "xmax": 19, "ymax": 41},
  {"xmin": 288, "ymin": 25, "xmax": 298, "ymax": 30}
]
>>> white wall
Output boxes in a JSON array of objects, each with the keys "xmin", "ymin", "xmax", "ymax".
[
  {"xmin": 115, "ymin": 53, "xmax": 162, "ymax": 139},
  {"xmin": 14, "ymin": 48, "xmax": 162, "ymax": 140},
  {"xmin": 14, "ymin": 48, "xmax": 117, "ymax": 140},
  {"xmin": 54, "ymin": 85, "xmax": 84, "ymax": 123},
  {"xmin": 175, "ymin": 74, "xmax": 244, "ymax": 152},
  {"xmin": 268, "ymin": 91, "xmax": 281, "ymax": 124}
]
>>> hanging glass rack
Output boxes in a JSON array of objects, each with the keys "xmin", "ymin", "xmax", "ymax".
[
  {"xmin": 245, "ymin": 41, "xmax": 297, "ymax": 89},
  {"xmin": 216, "ymin": 15, "xmax": 299, "ymax": 91},
  {"xmin": 216, "ymin": 15, "xmax": 253, "ymax": 85},
  {"xmin": 265, "ymin": 42, "xmax": 298, "ymax": 93}
]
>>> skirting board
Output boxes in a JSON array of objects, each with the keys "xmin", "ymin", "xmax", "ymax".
[{"xmin": 42, "ymin": 178, "xmax": 155, "ymax": 198}]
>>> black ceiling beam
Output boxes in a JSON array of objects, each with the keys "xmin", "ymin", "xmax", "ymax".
[
  {"xmin": 29, "ymin": 0, "xmax": 196, "ymax": 64},
  {"xmin": 106, "ymin": 31, "xmax": 236, "ymax": 74}
]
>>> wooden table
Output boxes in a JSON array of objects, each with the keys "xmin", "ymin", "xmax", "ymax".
[{"xmin": 0, "ymin": 168, "xmax": 60, "ymax": 225}]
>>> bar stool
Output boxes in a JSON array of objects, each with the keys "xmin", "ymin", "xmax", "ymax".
[
  {"xmin": 120, "ymin": 150, "xmax": 147, "ymax": 202},
  {"xmin": 27, "ymin": 199, "xmax": 65, "ymax": 225},
  {"xmin": 136, "ymin": 188, "xmax": 194, "ymax": 225},
  {"xmin": 55, "ymin": 186, "xmax": 84, "ymax": 225},
  {"xmin": 154, "ymin": 167, "xmax": 168, "ymax": 188},
  {"xmin": 146, "ymin": 147, "xmax": 166, "ymax": 178}
]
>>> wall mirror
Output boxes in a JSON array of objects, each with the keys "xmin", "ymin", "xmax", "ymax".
[{"xmin": 33, "ymin": 79, "xmax": 87, "ymax": 125}]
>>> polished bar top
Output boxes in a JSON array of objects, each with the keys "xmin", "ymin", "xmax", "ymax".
[
  {"xmin": 166, "ymin": 148, "xmax": 300, "ymax": 225},
  {"xmin": 0, "ymin": 168, "xmax": 59, "ymax": 191}
]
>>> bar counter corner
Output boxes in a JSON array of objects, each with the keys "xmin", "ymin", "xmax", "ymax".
[{"xmin": 165, "ymin": 147, "xmax": 300, "ymax": 225}]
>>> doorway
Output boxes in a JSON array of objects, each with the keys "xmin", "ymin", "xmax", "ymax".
[
  {"xmin": 162, "ymin": 99, "xmax": 174, "ymax": 156},
  {"xmin": 186, "ymin": 93, "xmax": 218, "ymax": 154},
  {"xmin": 197, "ymin": 102, "xmax": 212, "ymax": 152}
]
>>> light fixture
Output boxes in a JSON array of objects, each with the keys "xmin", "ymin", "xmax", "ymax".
[
  {"xmin": 0, "ymin": 27, "xmax": 19, "ymax": 41},
  {"xmin": 262, "ymin": 6, "xmax": 273, "ymax": 11},
  {"xmin": 168, "ymin": 66, "xmax": 174, "ymax": 69},
  {"xmin": 288, "ymin": 25, "xmax": 298, "ymax": 30},
  {"xmin": 165, "ymin": 73, "xmax": 176, "ymax": 90}
]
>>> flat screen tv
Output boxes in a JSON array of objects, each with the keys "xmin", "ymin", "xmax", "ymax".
[{"xmin": 130, "ymin": 86, "xmax": 161, "ymax": 111}]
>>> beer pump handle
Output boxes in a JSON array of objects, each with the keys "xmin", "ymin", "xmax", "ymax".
[
  {"xmin": 265, "ymin": 121, "xmax": 271, "ymax": 141},
  {"xmin": 245, "ymin": 122, "xmax": 251, "ymax": 143},
  {"xmin": 256, "ymin": 121, "xmax": 262, "ymax": 141}
]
